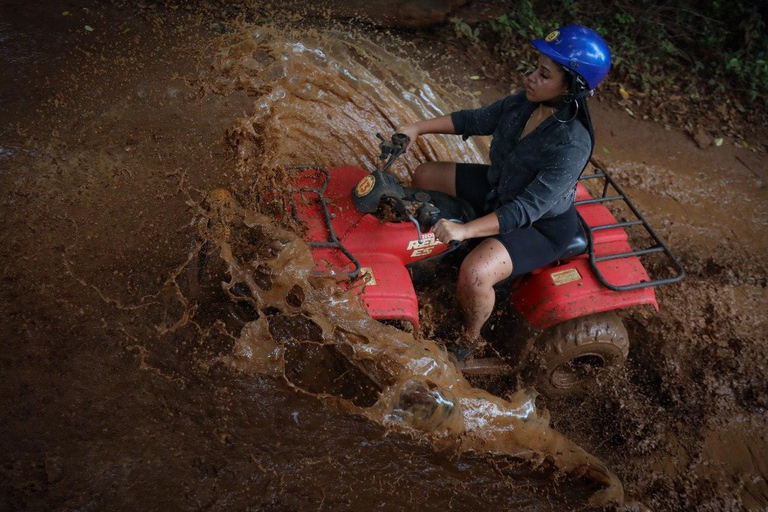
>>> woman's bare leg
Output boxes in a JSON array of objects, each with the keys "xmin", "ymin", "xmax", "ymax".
[
  {"xmin": 411, "ymin": 161, "xmax": 456, "ymax": 195},
  {"xmin": 457, "ymin": 238, "xmax": 514, "ymax": 340}
]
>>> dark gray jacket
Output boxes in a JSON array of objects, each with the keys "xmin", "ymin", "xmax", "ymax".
[{"xmin": 451, "ymin": 92, "xmax": 592, "ymax": 233}]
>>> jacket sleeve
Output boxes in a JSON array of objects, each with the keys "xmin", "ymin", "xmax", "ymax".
[
  {"xmin": 494, "ymin": 139, "xmax": 591, "ymax": 232},
  {"xmin": 450, "ymin": 96, "xmax": 508, "ymax": 140}
]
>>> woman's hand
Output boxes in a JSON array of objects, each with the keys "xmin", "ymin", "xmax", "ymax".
[
  {"xmin": 434, "ymin": 219, "xmax": 471, "ymax": 244},
  {"xmin": 395, "ymin": 123, "xmax": 420, "ymax": 151}
]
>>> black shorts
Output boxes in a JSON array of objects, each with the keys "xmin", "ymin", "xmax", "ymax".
[{"xmin": 455, "ymin": 163, "xmax": 579, "ymax": 278}]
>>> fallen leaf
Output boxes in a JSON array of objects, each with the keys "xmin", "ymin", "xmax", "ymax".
[
  {"xmin": 124, "ymin": 27, "xmax": 131, "ymax": 33},
  {"xmin": 624, "ymin": 107, "xmax": 634, "ymax": 117},
  {"xmin": 602, "ymin": 147, "xmax": 610, "ymax": 154},
  {"xmin": 714, "ymin": 138, "xmax": 723, "ymax": 146},
  {"xmin": 85, "ymin": 25, "xmax": 94, "ymax": 32},
  {"xmin": 62, "ymin": 11, "xmax": 70, "ymax": 16},
  {"xmin": 619, "ymin": 87, "xmax": 630, "ymax": 100},
  {"xmin": 469, "ymin": 75, "xmax": 480, "ymax": 80}
]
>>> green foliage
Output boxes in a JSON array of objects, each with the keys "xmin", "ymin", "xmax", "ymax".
[
  {"xmin": 450, "ymin": 17, "xmax": 480, "ymax": 45},
  {"xmin": 459, "ymin": 0, "xmax": 768, "ymax": 107},
  {"xmin": 488, "ymin": 0, "xmax": 544, "ymax": 40}
]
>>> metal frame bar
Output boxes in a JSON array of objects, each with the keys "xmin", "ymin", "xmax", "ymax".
[
  {"xmin": 592, "ymin": 220, "xmax": 644, "ymax": 231},
  {"xmin": 286, "ymin": 165, "xmax": 362, "ymax": 279},
  {"xmin": 575, "ymin": 158, "xmax": 686, "ymax": 291}
]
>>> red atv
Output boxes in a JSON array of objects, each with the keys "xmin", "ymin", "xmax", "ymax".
[
  {"xmin": 279, "ymin": 133, "xmax": 684, "ymax": 395},
  {"xmin": 194, "ymin": 133, "xmax": 684, "ymax": 396}
]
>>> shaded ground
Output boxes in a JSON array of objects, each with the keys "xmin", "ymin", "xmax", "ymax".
[{"xmin": 1, "ymin": 1, "xmax": 766, "ymax": 511}]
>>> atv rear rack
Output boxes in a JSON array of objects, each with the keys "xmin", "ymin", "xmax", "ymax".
[
  {"xmin": 286, "ymin": 165, "xmax": 362, "ymax": 279},
  {"xmin": 576, "ymin": 158, "xmax": 685, "ymax": 292}
]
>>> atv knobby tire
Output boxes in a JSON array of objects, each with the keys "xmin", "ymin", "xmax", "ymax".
[{"xmin": 535, "ymin": 311, "xmax": 629, "ymax": 397}]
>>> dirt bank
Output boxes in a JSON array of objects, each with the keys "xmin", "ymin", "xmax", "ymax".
[{"xmin": 1, "ymin": 2, "xmax": 766, "ymax": 511}]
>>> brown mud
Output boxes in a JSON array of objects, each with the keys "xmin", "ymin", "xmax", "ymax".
[{"xmin": 1, "ymin": 2, "xmax": 767, "ymax": 511}]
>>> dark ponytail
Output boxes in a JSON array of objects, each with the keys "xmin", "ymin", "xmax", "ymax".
[{"xmin": 542, "ymin": 65, "xmax": 595, "ymax": 155}]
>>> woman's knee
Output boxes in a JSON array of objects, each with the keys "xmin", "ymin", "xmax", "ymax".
[
  {"xmin": 411, "ymin": 162, "xmax": 456, "ymax": 194},
  {"xmin": 457, "ymin": 264, "xmax": 483, "ymax": 292},
  {"xmin": 457, "ymin": 240, "xmax": 513, "ymax": 291},
  {"xmin": 411, "ymin": 162, "xmax": 431, "ymax": 188},
  {"xmin": 457, "ymin": 258, "xmax": 493, "ymax": 292}
]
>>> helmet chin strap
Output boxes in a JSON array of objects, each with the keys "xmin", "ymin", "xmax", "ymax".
[
  {"xmin": 541, "ymin": 64, "xmax": 594, "ymax": 113},
  {"xmin": 539, "ymin": 70, "xmax": 593, "ymax": 122}
]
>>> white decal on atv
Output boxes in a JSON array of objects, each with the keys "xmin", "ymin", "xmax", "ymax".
[
  {"xmin": 407, "ymin": 233, "xmax": 444, "ymax": 258},
  {"xmin": 551, "ymin": 268, "xmax": 582, "ymax": 286},
  {"xmin": 411, "ymin": 247, "xmax": 434, "ymax": 257},
  {"xmin": 406, "ymin": 233, "xmax": 443, "ymax": 250},
  {"xmin": 360, "ymin": 267, "xmax": 377, "ymax": 285}
]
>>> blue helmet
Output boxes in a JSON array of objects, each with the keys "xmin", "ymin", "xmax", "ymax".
[{"xmin": 532, "ymin": 25, "xmax": 611, "ymax": 90}]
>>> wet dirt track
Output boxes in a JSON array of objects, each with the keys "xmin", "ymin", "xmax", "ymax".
[{"xmin": 1, "ymin": 2, "xmax": 767, "ymax": 511}]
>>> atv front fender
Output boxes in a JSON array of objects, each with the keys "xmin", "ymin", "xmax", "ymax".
[{"xmin": 355, "ymin": 254, "xmax": 420, "ymax": 331}]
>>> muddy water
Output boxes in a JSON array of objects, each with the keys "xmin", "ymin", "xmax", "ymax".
[
  {"xmin": 1, "ymin": 9, "xmax": 619, "ymax": 512},
  {"xmin": 202, "ymin": 26, "xmax": 491, "ymax": 181},
  {"xmin": 2, "ymin": 3, "xmax": 767, "ymax": 511}
]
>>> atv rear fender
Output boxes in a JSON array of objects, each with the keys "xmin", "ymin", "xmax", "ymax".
[
  {"xmin": 510, "ymin": 257, "xmax": 658, "ymax": 331},
  {"xmin": 511, "ymin": 182, "xmax": 659, "ymax": 330}
]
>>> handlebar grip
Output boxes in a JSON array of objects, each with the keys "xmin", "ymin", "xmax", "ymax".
[
  {"xmin": 392, "ymin": 132, "xmax": 410, "ymax": 147},
  {"xmin": 434, "ymin": 218, "xmax": 464, "ymax": 250}
]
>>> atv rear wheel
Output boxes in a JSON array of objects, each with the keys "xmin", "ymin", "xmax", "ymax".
[{"xmin": 535, "ymin": 311, "xmax": 629, "ymax": 397}]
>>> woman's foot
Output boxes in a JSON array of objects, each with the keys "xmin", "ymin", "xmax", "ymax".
[
  {"xmin": 450, "ymin": 332, "xmax": 488, "ymax": 363},
  {"xmin": 449, "ymin": 333, "xmax": 513, "ymax": 377}
]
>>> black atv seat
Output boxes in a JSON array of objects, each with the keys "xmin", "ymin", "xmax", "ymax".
[{"xmin": 558, "ymin": 224, "xmax": 589, "ymax": 260}]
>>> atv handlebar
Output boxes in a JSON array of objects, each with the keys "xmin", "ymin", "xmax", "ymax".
[
  {"xmin": 354, "ymin": 131, "xmax": 476, "ymax": 221},
  {"xmin": 351, "ymin": 132, "xmax": 477, "ymax": 247},
  {"xmin": 376, "ymin": 132, "xmax": 409, "ymax": 173}
]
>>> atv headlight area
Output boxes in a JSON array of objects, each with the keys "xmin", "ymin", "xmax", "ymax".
[{"xmin": 352, "ymin": 171, "xmax": 406, "ymax": 214}]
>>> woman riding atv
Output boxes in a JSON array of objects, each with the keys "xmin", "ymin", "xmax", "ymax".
[{"xmin": 397, "ymin": 25, "xmax": 611, "ymax": 352}]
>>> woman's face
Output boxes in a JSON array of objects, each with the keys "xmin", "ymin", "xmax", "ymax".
[{"xmin": 524, "ymin": 54, "xmax": 569, "ymax": 103}]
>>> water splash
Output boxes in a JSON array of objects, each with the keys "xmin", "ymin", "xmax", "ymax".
[{"xmin": 188, "ymin": 24, "xmax": 624, "ymax": 506}]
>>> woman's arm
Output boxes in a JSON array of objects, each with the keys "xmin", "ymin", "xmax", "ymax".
[
  {"xmin": 396, "ymin": 115, "xmax": 455, "ymax": 149},
  {"xmin": 433, "ymin": 212, "xmax": 500, "ymax": 244},
  {"xmin": 397, "ymin": 94, "xmax": 517, "ymax": 149}
]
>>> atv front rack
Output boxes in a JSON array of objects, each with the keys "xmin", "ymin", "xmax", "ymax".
[
  {"xmin": 576, "ymin": 158, "xmax": 685, "ymax": 292},
  {"xmin": 286, "ymin": 165, "xmax": 362, "ymax": 279}
]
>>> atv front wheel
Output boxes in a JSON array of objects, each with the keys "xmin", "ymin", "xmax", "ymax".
[{"xmin": 535, "ymin": 311, "xmax": 629, "ymax": 396}]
